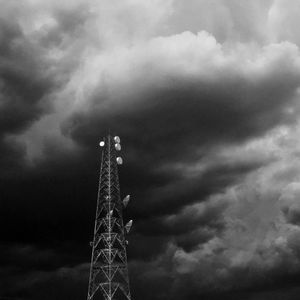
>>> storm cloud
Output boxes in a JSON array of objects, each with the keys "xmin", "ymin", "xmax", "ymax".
[{"xmin": 1, "ymin": 0, "xmax": 300, "ymax": 299}]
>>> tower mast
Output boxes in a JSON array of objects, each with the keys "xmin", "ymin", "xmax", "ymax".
[{"xmin": 87, "ymin": 135, "xmax": 132, "ymax": 300}]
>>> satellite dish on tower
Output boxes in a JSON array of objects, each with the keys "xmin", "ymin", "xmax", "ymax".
[
  {"xmin": 123, "ymin": 195, "xmax": 130, "ymax": 207},
  {"xmin": 116, "ymin": 157, "xmax": 123, "ymax": 165},
  {"xmin": 114, "ymin": 136, "xmax": 121, "ymax": 143},
  {"xmin": 115, "ymin": 143, "xmax": 121, "ymax": 151},
  {"xmin": 125, "ymin": 220, "xmax": 133, "ymax": 233},
  {"xmin": 99, "ymin": 141, "xmax": 105, "ymax": 147}
]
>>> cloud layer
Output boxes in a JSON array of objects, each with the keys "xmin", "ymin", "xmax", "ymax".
[{"xmin": 1, "ymin": 0, "xmax": 300, "ymax": 299}]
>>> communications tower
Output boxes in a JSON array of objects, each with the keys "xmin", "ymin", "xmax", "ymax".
[{"xmin": 87, "ymin": 135, "xmax": 133, "ymax": 300}]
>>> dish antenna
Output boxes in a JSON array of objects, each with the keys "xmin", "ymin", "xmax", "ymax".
[
  {"xmin": 123, "ymin": 195, "xmax": 130, "ymax": 207},
  {"xmin": 115, "ymin": 143, "xmax": 121, "ymax": 151},
  {"xmin": 116, "ymin": 157, "xmax": 123, "ymax": 165},
  {"xmin": 125, "ymin": 220, "xmax": 133, "ymax": 233},
  {"xmin": 114, "ymin": 136, "xmax": 121, "ymax": 143}
]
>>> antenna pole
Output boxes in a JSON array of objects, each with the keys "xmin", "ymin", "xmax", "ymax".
[{"xmin": 87, "ymin": 134, "xmax": 132, "ymax": 300}]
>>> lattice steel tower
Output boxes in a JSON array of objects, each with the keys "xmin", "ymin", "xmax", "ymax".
[{"xmin": 87, "ymin": 135, "xmax": 133, "ymax": 300}]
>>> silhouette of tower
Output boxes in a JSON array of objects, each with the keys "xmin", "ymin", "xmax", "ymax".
[{"xmin": 87, "ymin": 135, "xmax": 132, "ymax": 300}]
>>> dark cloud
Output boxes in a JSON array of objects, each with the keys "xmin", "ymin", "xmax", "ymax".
[
  {"xmin": 0, "ymin": 8, "xmax": 56, "ymax": 176},
  {"xmin": 279, "ymin": 183, "xmax": 300, "ymax": 225},
  {"xmin": 0, "ymin": 19, "xmax": 52, "ymax": 132},
  {"xmin": 1, "ymin": 1, "xmax": 300, "ymax": 300},
  {"xmin": 0, "ymin": 243, "xmax": 89, "ymax": 299},
  {"xmin": 1, "ymin": 263, "xmax": 89, "ymax": 300}
]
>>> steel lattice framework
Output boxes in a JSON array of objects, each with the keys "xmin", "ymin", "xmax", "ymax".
[{"xmin": 87, "ymin": 135, "xmax": 132, "ymax": 300}]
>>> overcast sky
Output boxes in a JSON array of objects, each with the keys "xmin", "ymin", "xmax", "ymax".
[{"xmin": 1, "ymin": 0, "xmax": 300, "ymax": 299}]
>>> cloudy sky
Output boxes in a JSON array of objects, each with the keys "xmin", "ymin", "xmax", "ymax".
[{"xmin": 1, "ymin": 0, "xmax": 300, "ymax": 299}]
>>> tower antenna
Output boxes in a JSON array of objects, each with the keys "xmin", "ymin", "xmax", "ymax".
[{"xmin": 87, "ymin": 135, "xmax": 132, "ymax": 300}]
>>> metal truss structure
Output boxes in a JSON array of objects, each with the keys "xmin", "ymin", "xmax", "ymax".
[{"xmin": 87, "ymin": 135, "xmax": 132, "ymax": 300}]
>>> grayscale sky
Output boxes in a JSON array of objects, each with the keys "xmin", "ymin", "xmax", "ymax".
[{"xmin": 1, "ymin": 1, "xmax": 300, "ymax": 299}]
